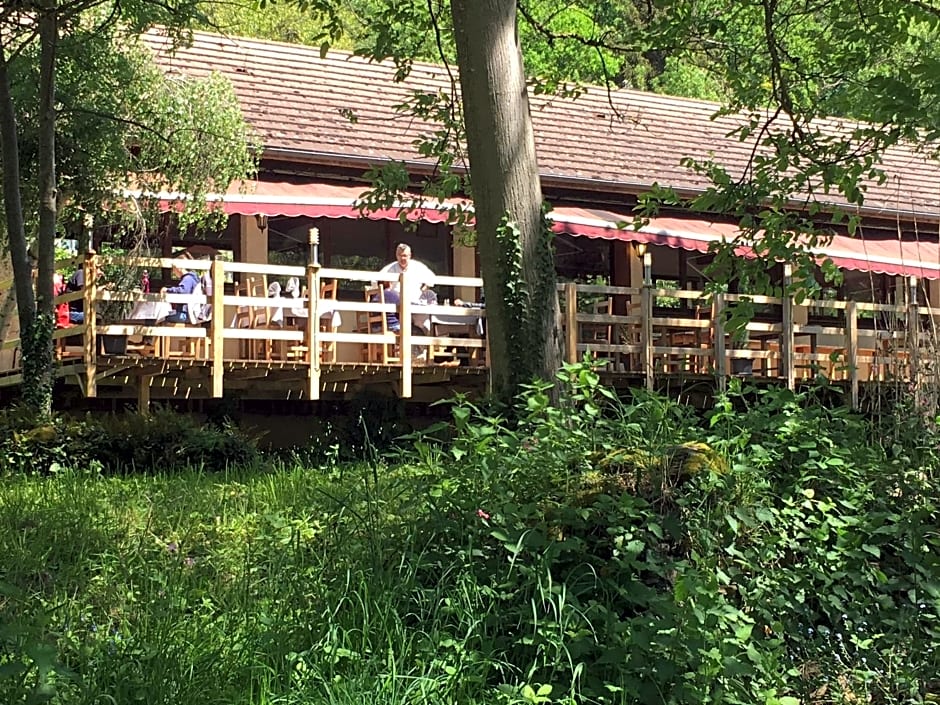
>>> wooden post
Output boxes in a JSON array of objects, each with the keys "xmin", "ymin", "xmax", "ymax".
[
  {"xmin": 83, "ymin": 251, "xmax": 97, "ymax": 397},
  {"xmin": 713, "ymin": 292, "xmax": 726, "ymax": 392},
  {"xmin": 565, "ymin": 282, "xmax": 577, "ymax": 363},
  {"xmin": 209, "ymin": 258, "xmax": 225, "ymax": 398},
  {"xmin": 138, "ymin": 374, "xmax": 152, "ymax": 415},
  {"xmin": 846, "ymin": 300, "xmax": 859, "ymax": 410},
  {"xmin": 909, "ymin": 276, "xmax": 919, "ymax": 386},
  {"xmin": 399, "ymin": 270, "xmax": 412, "ymax": 398},
  {"xmin": 311, "ymin": 265, "xmax": 321, "ymax": 365},
  {"xmin": 305, "ymin": 262, "xmax": 320, "ymax": 400},
  {"xmin": 782, "ymin": 264, "xmax": 795, "ymax": 391},
  {"xmin": 641, "ymin": 284, "xmax": 653, "ymax": 391}
]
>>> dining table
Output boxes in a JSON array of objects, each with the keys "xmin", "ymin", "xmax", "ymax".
[
  {"xmin": 270, "ymin": 297, "xmax": 343, "ymax": 329},
  {"xmin": 410, "ymin": 305, "xmax": 486, "ymax": 365}
]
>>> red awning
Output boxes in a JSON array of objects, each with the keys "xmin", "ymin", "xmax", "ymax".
[
  {"xmin": 547, "ymin": 204, "xmax": 940, "ymax": 280},
  {"xmin": 219, "ymin": 180, "xmax": 465, "ymax": 223},
  {"xmin": 132, "ymin": 180, "xmax": 940, "ymax": 280}
]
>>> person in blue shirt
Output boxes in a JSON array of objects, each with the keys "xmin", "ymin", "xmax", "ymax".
[
  {"xmin": 65, "ymin": 266, "xmax": 106, "ymax": 324},
  {"xmin": 160, "ymin": 255, "xmax": 201, "ymax": 323},
  {"xmin": 371, "ymin": 286, "xmax": 401, "ymax": 332}
]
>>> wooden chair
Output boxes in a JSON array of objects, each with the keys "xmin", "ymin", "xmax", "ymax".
[
  {"xmin": 618, "ymin": 301, "xmax": 644, "ymax": 372},
  {"xmin": 231, "ymin": 280, "xmax": 254, "ymax": 359},
  {"xmin": 360, "ymin": 287, "xmax": 400, "ymax": 364},
  {"xmin": 162, "ymin": 322, "xmax": 209, "ymax": 360},
  {"xmin": 247, "ymin": 275, "xmax": 282, "ymax": 360},
  {"xmin": 319, "ymin": 278, "xmax": 339, "ymax": 363},
  {"xmin": 54, "ymin": 326, "xmax": 83, "ymax": 360},
  {"xmin": 582, "ymin": 298, "xmax": 613, "ymax": 345},
  {"xmin": 580, "ymin": 297, "xmax": 615, "ymax": 369},
  {"xmin": 285, "ymin": 279, "xmax": 341, "ymax": 364}
]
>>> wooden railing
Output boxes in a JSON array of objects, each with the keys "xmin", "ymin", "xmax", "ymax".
[
  {"xmin": 559, "ymin": 279, "xmax": 938, "ymax": 408},
  {"xmin": 0, "ymin": 253, "xmax": 488, "ymax": 400},
  {"xmin": 1, "ymin": 254, "xmax": 936, "ymax": 407}
]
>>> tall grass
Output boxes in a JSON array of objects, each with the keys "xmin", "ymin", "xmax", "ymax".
[{"xmin": 0, "ymin": 463, "xmax": 512, "ymax": 704}]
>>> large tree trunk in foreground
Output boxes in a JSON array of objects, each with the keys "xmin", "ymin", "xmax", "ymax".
[
  {"xmin": 31, "ymin": 7, "xmax": 60, "ymax": 417},
  {"xmin": 0, "ymin": 29, "xmax": 55, "ymax": 417},
  {"xmin": 0, "ymin": 45, "xmax": 34, "ymax": 336},
  {"xmin": 0, "ymin": 10, "xmax": 58, "ymax": 417},
  {"xmin": 451, "ymin": 0, "xmax": 561, "ymax": 402}
]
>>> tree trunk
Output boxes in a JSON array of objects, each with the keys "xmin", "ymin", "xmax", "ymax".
[
  {"xmin": 29, "ymin": 7, "xmax": 59, "ymax": 417},
  {"xmin": 450, "ymin": 0, "xmax": 561, "ymax": 402},
  {"xmin": 0, "ymin": 43, "xmax": 34, "ymax": 330}
]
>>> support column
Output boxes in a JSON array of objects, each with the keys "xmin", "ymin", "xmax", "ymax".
[
  {"xmin": 909, "ymin": 276, "xmax": 920, "ymax": 386},
  {"xmin": 83, "ymin": 251, "xmax": 98, "ymax": 398},
  {"xmin": 453, "ymin": 244, "xmax": 477, "ymax": 302},
  {"xmin": 714, "ymin": 293, "xmax": 726, "ymax": 391},
  {"xmin": 306, "ymin": 261, "xmax": 320, "ymax": 401},
  {"xmin": 612, "ymin": 242, "xmax": 631, "ymax": 314},
  {"xmin": 400, "ymin": 270, "xmax": 412, "ymax": 398},
  {"xmin": 782, "ymin": 265, "xmax": 795, "ymax": 391},
  {"xmin": 138, "ymin": 374, "xmax": 152, "ymax": 415},
  {"xmin": 238, "ymin": 214, "xmax": 269, "ymax": 264},
  {"xmin": 846, "ymin": 300, "xmax": 859, "ymax": 409},
  {"xmin": 565, "ymin": 282, "xmax": 577, "ymax": 363},
  {"xmin": 210, "ymin": 258, "xmax": 225, "ymax": 398}
]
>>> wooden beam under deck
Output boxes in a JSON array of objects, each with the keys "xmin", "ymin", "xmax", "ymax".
[{"xmin": 45, "ymin": 357, "xmax": 489, "ymax": 405}]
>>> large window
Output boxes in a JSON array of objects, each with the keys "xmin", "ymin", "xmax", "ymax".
[{"xmin": 554, "ymin": 234, "xmax": 611, "ymax": 282}]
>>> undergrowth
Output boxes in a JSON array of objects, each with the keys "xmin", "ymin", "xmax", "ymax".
[{"xmin": 0, "ymin": 362, "xmax": 937, "ymax": 704}]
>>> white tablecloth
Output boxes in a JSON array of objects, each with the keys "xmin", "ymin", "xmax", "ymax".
[
  {"xmin": 271, "ymin": 298, "xmax": 342, "ymax": 328},
  {"xmin": 412, "ymin": 309, "xmax": 485, "ymax": 337},
  {"xmin": 127, "ymin": 300, "xmax": 174, "ymax": 322}
]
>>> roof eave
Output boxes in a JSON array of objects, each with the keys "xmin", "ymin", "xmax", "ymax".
[{"xmin": 261, "ymin": 147, "xmax": 940, "ymax": 227}]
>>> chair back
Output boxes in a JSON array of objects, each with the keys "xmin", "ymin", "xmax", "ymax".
[
  {"xmin": 320, "ymin": 279, "xmax": 338, "ymax": 300},
  {"xmin": 232, "ymin": 280, "xmax": 253, "ymax": 327},
  {"xmin": 248, "ymin": 276, "xmax": 272, "ymax": 327},
  {"xmin": 361, "ymin": 287, "xmax": 400, "ymax": 363},
  {"xmin": 191, "ymin": 271, "xmax": 212, "ymax": 323},
  {"xmin": 365, "ymin": 287, "xmax": 387, "ymax": 334},
  {"xmin": 586, "ymin": 297, "xmax": 613, "ymax": 343}
]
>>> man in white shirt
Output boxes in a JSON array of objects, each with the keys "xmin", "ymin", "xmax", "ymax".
[{"xmin": 380, "ymin": 243, "xmax": 435, "ymax": 303}]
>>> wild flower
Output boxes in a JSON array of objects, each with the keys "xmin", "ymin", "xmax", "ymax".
[{"xmin": 476, "ymin": 509, "xmax": 490, "ymax": 520}]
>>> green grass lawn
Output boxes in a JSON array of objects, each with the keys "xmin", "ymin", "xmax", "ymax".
[{"xmin": 0, "ymin": 463, "xmax": 497, "ymax": 705}]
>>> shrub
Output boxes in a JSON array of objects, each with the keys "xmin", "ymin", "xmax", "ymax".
[
  {"xmin": 401, "ymin": 362, "xmax": 940, "ymax": 704},
  {"xmin": 0, "ymin": 406, "xmax": 260, "ymax": 475}
]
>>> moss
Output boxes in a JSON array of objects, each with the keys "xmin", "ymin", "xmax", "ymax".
[{"xmin": 579, "ymin": 442, "xmax": 728, "ymax": 505}]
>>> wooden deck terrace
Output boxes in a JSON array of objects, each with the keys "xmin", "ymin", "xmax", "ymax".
[{"xmin": 0, "ymin": 255, "xmax": 936, "ymax": 410}]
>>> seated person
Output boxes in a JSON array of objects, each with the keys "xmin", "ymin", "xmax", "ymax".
[
  {"xmin": 370, "ymin": 287, "xmax": 401, "ymax": 332},
  {"xmin": 64, "ymin": 266, "xmax": 105, "ymax": 324},
  {"xmin": 380, "ymin": 243, "xmax": 435, "ymax": 304},
  {"xmin": 53, "ymin": 273, "xmax": 71, "ymax": 328},
  {"xmin": 160, "ymin": 255, "xmax": 203, "ymax": 324}
]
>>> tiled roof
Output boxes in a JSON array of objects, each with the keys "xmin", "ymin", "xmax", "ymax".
[{"xmin": 143, "ymin": 29, "xmax": 940, "ymax": 221}]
